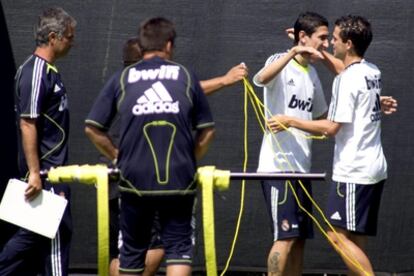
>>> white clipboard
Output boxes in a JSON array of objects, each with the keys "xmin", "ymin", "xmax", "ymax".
[{"xmin": 0, "ymin": 178, "xmax": 68, "ymax": 239}]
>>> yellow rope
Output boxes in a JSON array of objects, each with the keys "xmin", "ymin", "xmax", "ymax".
[
  {"xmin": 240, "ymin": 77, "xmax": 371, "ymax": 276},
  {"xmin": 219, "ymin": 79, "xmax": 249, "ymax": 276}
]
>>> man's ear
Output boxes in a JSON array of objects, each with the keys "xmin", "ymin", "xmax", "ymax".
[
  {"xmin": 166, "ymin": 41, "xmax": 172, "ymax": 52},
  {"xmin": 298, "ymin": 30, "xmax": 307, "ymax": 44},
  {"xmin": 48, "ymin": 31, "xmax": 58, "ymax": 44},
  {"xmin": 164, "ymin": 41, "xmax": 173, "ymax": 57},
  {"xmin": 346, "ymin": 39, "xmax": 353, "ymax": 51}
]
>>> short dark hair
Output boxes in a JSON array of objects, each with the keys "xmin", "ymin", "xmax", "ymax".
[
  {"xmin": 293, "ymin": 12, "xmax": 328, "ymax": 44},
  {"xmin": 334, "ymin": 15, "xmax": 372, "ymax": 57},
  {"xmin": 138, "ymin": 17, "xmax": 176, "ymax": 54},
  {"xmin": 123, "ymin": 37, "xmax": 142, "ymax": 66}
]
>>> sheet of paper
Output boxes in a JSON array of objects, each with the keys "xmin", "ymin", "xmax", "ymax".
[{"xmin": 0, "ymin": 178, "xmax": 68, "ymax": 239}]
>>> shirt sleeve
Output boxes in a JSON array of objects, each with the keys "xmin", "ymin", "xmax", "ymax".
[
  {"xmin": 19, "ymin": 59, "xmax": 48, "ymax": 119},
  {"xmin": 328, "ymin": 73, "xmax": 356, "ymax": 123},
  {"xmin": 253, "ymin": 53, "xmax": 284, "ymax": 88},
  {"xmin": 190, "ymin": 72, "xmax": 215, "ymax": 130},
  {"xmin": 85, "ymin": 71, "xmax": 121, "ymax": 130}
]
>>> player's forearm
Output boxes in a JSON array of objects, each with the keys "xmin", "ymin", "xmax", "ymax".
[
  {"xmin": 256, "ymin": 49, "xmax": 296, "ymax": 85},
  {"xmin": 201, "ymin": 63, "xmax": 247, "ymax": 95},
  {"xmin": 194, "ymin": 127, "xmax": 215, "ymax": 160},
  {"xmin": 200, "ymin": 77, "xmax": 226, "ymax": 95},
  {"xmin": 288, "ymin": 117, "xmax": 339, "ymax": 137},
  {"xmin": 85, "ymin": 125, "xmax": 118, "ymax": 161},
  {"xmin": 20, "ymin": 119, "xmax": 41, "ymax": 175},
  {"xmin": 321, "ymin": 50, "xmax": 344, "ymax": 75}
]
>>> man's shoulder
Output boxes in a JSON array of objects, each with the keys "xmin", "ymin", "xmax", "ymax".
[
  {"xmin": 18, "ymin": 55, "xmax": 36, "ymax": 72},
  {"xmin": 361, "ymin": 60, "xmax": 381, "ymax": 76},
  {"xmin": 17, "ymin": 55, "xmax": 50, "ymax": 84},
  {"xmin": 347, "ymin": 60, "xmax": 380, "ymax": 74},
  {"xmin": 340, "ymin": 61, "xmax": 380, "ymax": 85},
  {"xmin": 166, "ymin": 59, "xmax": 195, "ymax": 76},
  {"xmin": 361, "ymin": 59, "xmax": 379, "ymax": 68}
]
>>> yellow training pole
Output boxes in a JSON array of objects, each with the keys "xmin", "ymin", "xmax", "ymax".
[
  {"xmin": 197, "ymin": 166, "xmax": 230, "ymax": 276},
  {"xmin": 48, "ymin": 164, "xmax": 109, "ymax": 276}
]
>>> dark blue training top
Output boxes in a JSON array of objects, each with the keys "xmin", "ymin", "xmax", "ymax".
[
  {"xmin": 15, "ymin": 55, "xmax": 70, "ymax": 177},
  {"xmin": 86, "ymin": 56, "xmax": 214, "ymax": 195}
]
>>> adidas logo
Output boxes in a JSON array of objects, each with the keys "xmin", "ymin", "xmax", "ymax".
[
  {"xmin": 372, "ymin": 93, "xmax": 381, "ymax": 112},
  {"xmin": 330, "ymin": 211, "xmax": 342, "ymax": 221},
  {"xmin": 370, "ymin": 93, "xmax": 382, "ymax": 122},
  {"xmin": 287, "ymin": 79, "xmax": 295, "ymax": 86},
  {"xmin": 54, "ymin": 84, "xmax": 62, "ymax": 93},
  {"xmin": 132, "ymin": 81, "xmax": 179, "ymax": 116}
]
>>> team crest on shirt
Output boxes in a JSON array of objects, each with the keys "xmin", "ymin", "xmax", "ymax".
[
  {"xmin": 132, "ymin": 81, "xmax": 179, "ymax": 116},
  {"xmin": 59, "ymin": 94, "xmax": 68, "ymax": 111},
  {"xmin": 281, "ymin": 219, "xmax": 290, "ymax": 231}
]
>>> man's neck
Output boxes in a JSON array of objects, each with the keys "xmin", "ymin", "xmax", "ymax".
[
  {"xmin": 343, "ymin": 54, "xmax": 362, "ymax": 68},
  {"xmin": 143, "ymin": 51, "xmax": 169, "ymax": 60},
  {"xmin": 34, "ymin": 46, "xmax": 56, "ymax": 64},
  {"xmin": 293, "ymin": 53, "xmax": 309, "ymax": 67}
]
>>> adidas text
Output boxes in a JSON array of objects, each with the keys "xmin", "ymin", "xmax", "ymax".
[
  {"xmin": 133, "ymin": 101, "xmax": 179, "ymax": 115},
  {"xmin": 132, "ymin": 81, "xmax": 180, "ymax": 115}
]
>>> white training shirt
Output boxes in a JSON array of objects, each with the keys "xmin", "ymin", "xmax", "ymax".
[
  {"xmin": 254, "ymin": 52, "xmax": 327, "ymax": 173},
  {"xmin": 328, "ymin": 59, "xmax": 387, "ymax": 184}
]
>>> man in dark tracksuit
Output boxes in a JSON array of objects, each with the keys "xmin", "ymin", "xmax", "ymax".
[
  {"xmin": 0, "ymin": 7, "xmax": 76, "ymax": 276},
  {"xmin": 85, "ymin": 17, "xmax": 215, "ymax": 276}
]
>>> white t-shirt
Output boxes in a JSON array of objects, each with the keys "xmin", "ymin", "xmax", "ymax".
[
  {"xmin": 254, "ymin": 52, "xmax": 327, "ymax": 173},
  {"xmin": 328, "ymin": 60, "xmax": 387, "ymax": 184}
]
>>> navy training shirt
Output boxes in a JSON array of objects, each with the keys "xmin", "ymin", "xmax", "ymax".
[
  {"xmin": 15, "ymin": 55, "xmax": 70, "ymax": 176},
  {"xmin": 86, "ymin": 56, "xmax": 214, "ymax": 195}
]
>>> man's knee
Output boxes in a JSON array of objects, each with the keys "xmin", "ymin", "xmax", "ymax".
[
  {"xmin": 327, "ymin": 227, "xmax": 351, "ymax": 247},
  {"xmin": 273, "ymin": 237, "xmax": 301, "ymax": 250}
]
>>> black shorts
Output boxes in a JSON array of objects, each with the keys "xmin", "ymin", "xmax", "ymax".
[
  {"xmin": 149, "ymin": 213, "xmax": 163, "ymax": 250},
  {"xmin": 326, "ymin": 180, "xmax": 385, "ymax": 235},
  {"xmin": 262, "ymin": 179, "xmax": 314, "ymax": 240},
  {"xmin": 109, "ymin": 199, "xmax": 164, "ymax": 260},
  {"xmin": 118, "ymin": 193, "xmax": 195, "ymax": 273}
]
